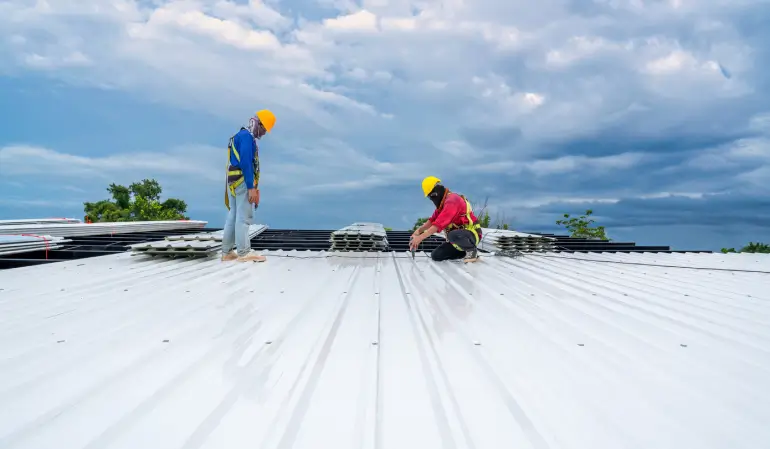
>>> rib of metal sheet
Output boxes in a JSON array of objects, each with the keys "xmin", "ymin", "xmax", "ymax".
[{"xmin": 0, "ymin": 251, "xmax": 768, "ymax": 449}]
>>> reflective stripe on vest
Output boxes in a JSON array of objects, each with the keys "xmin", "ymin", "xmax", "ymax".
[{"xmin": 449, "ymin": 197, "xmax": 481, "ymax": 251}]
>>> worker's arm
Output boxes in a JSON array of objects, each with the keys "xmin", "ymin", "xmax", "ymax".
[
  {"xmin": 418, "ymin": 224, "xmax": 439, "ymax": 237},
  {"xmin": 237, "ymin": 132, "xmax": 256, "ymax": 190},
  {"xmin": 413, "ymin": 220, "xmax": 431, "ymax": 235}
]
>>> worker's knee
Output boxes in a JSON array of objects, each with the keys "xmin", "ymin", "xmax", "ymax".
[
  {"xmin": 446, "ymin": 229, "xmax": 464, "ymax": 242},
  {"xmin": 431, "ymin": 243, "xmax": 461, "ymax": 261}
]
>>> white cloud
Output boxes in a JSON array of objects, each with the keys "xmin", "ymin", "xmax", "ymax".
[
  {"xmin": 0, "ymin": 0, "xmax": 768, "ymax": 223},
  {"xmin": 323, "ymin": 10, "xmax": 378, "ymax": 31},
  {"xmin": 0, "ymin": 144, "xmax": 221, "ymax": 182},
  {"xmin": 545, "ymin": 36, "xmax": 624, "ymax": 67}
]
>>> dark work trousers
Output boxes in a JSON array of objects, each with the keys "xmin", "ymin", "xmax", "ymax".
[{"xmin": 431, "ymin": 229, "xmax": 479, "ymax": 261}]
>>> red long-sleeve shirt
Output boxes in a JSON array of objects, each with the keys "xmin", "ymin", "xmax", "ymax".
[{"xmin": 429, "ymin": 192, "xmax": 480, "ymax": 233}]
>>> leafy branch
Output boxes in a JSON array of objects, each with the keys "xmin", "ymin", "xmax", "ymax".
[
  {"xmin": 555, "ymin": 209, "xmax": 609, "ymax": 240},
  {"xmin": 721, "ymin": 242, "xmax": 770, "ymax": 254}
]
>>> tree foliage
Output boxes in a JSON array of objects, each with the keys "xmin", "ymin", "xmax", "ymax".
[
  {"xmin": 555, "ymin": 209, "xmax": 609, "ymax": 240},
  {"xmin": 84, "ymin": 179, "xmax": 189, "ymax": 222},
  {"xmin": 412, "ymin": 217, "xmax": 428, "ymax": 231},
  {"xmin": 720, "ymin": 242, "xmax": 770, "ymax": 254}
]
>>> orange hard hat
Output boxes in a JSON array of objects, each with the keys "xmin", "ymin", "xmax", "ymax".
[{"xmin": 256, "ymin": 109, "xmax": 276, "ymax": 133}]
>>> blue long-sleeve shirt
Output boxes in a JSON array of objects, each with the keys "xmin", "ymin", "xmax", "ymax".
[{"xmin": 229, "ymin": 128, "xmax": 260, "ymax": 190}]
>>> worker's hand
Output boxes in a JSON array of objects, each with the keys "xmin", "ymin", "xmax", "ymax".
[
  {"xmin": 248, "ymin": 188, "xmax": 259, "ymax": 204},
  {"xmin": 409, "ymin": 234, "xmax": 423, "ymax": 251}
]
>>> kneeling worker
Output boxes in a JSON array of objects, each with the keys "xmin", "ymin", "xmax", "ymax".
[{"xmin": 409, "ymin": 176, "xmax": 482, "ymax": 263}]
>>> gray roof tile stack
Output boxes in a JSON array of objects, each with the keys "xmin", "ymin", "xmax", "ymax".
[
  {"xmin": 479, "ymin": 228, "xmax": 557, "ymax": 253},
  {"xmin": 129, "ymin": 224, "xmax": 267, "ymax": 258},
  {"xmin": 330, "ymin": 222, "xmax": 389, "ymax": 251},
  {"xmin": 0, "ymin": 220, "xmax": 208, "ymax": 238},
  {"xmin": 0, "ymin": 234, "xmax": 72, "ymax": 256}
]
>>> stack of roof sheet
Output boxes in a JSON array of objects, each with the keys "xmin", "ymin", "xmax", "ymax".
[
  {"xmin": 479, "ymin": 228, "xmax": 557, "ymax": 253},
  {"xmin": 129, "ymin": 224, "xmax": 267, "ymax": 258},
  {"xmin": 330, "ymin": 222, "xmax": 389, "ymax": 251},
  {"xmin": 0, "ymin": 218, "xmax": 82, "ymax": 225},
  {"xmin": 0, "ymin": 234, "xmax": 72, "ymax": 256},
  {"xmin": 0, "ymin": 220, "xmax": 207, "ymax": 238},
  {"xmin": 163, "ymin": 224, "xmax": 266, "ymax": 242}
]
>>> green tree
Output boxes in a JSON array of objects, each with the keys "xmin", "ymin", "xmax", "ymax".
[
  {"xmin": 721, "ymin": 242, "xmax": 770, "ymax": 253},
  {"xmin": 412, "ymin": 217, "xmax": 428, "ymax": 231},
  {"xmin": 556, "ymin": 209, "xmax": 609, "ymax": 240},
  {"xmin": 84, "ymin": 178, "xmax": 189, "ymax": 222},
  {"xmin": 470, "ymin": 196, "xmax": 491, "ymax": 228},
  {"xmin": 491, "ymin": 211, "xmax": 512, "ymax": 230}
]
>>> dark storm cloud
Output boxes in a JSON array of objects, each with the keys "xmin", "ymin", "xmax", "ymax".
[
  {"xmin": 537, "ymin": 192, "xmax": 770, "ymax": 229},
  {"xmin": 459, "ymin": 126, "xmax": 522, "ymax": 150}
]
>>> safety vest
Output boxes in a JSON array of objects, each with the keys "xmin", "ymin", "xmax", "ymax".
[
  {"xmin": 445, "ymin": 195, "xmax": 482, "ymax": 251},
  {"xmin": 224, "ymin": 130, "xmax": 259, "ymax": 210}
]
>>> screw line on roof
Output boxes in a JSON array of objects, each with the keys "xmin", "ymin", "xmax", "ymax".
[
  {"xmin": 251, "ymin": 252, "xmax": 770, "ymax": 273},
  {"xmin": 521, "ymin": 253, "xmax": 770, "ymax": 274}
]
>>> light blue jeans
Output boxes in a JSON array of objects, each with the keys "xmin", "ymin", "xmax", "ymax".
[{"xmin": 222, "ymin": 182, "xmax": 253, "ymax": 256}]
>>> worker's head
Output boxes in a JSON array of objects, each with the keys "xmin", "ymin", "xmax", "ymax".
[
  {"xmin": 248, "ymin": 109, "xmax": 276, "ymax": 139},
  {"xmin": 422, "ymin": 176, "xmax": 447, "ymax": 209}
]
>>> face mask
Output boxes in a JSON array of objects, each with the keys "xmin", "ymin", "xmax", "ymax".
[
  {"xmin": 247, "ymin": 117, "xmax": 266, "ymax": 140},
  {"xmin": 428, "ymin": 184, "xmax": 446, "ymax": 209}
]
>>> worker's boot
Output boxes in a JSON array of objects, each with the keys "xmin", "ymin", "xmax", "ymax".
[
  {"xmin": 237, "ymin": 250, "xmax": 267, "ymax": 263},
  {"xmin": 463, "ymin": 248, "xmax": 480, "ymax": 263},
  {"xmin": 221, "ymin": 251, "xmax": 238, "ymax": 261}
]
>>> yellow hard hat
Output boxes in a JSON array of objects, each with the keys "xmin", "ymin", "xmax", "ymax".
[
  {"xmin": 256, "ymin": 109, "xmax": 276, "ymax": 133},
  {"xmin": 421, "ymin": 176, "xmax": 441, "ymax": 196}
]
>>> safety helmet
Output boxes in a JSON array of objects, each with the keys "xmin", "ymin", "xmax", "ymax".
[
  {"xmin": 256, "ymin": 109, "xmax": 276, "ymax": 133},
  {"xmin": 421, "ymin": 176, "xmax": 441, "ymax": 197}
]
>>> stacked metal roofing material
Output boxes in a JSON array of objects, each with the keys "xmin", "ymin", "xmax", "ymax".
[
  {"xmin": 479, "ymin": 228, "xmax": 557, "ymax": 253},
  {"xmin": 129, "ymin": 224, "xmax": 267, "ymax": 258},
  {"xmin": 0, "ymin": 235, "xmax": 72, "ymax": 256},
  {"xmin": 0, "ymin": 220, "xmax": 208, "ymax": 238},
  {"xmin": 0, "ymin": 218, "xmax": 82, "ymax": 225},
  {"xmin": 330, "ymin": 222, "xmax": 389, "ymax": 251},
  {"xmin": 0, "ymin": 250, "xmax": 768, "ymax": 448}
]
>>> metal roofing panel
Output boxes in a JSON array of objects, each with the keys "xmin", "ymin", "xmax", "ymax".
[
  {"xmin": 0, "ymin": 220, "xmax": 208, "ymax": 238},
  {"xmin": 1, "ymin": 251, "xmax": 769, "ymax": 449},
  {"xmin": 0, "ymin": 235, "xmax": 71, "ymax": 256},
  {"xmin": 331, "ymin": 223, "xmax": 389, "ymax": 251}
]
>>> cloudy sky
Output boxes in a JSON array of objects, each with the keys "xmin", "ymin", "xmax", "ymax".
[{"xmin": 1, "ymin": 0, "xmax": 769, "ymax": 251}]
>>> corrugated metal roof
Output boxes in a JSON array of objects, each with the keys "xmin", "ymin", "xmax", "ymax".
[{"xmin": 1, "ymin": 250, "xmax": 769, "ymax": 449}]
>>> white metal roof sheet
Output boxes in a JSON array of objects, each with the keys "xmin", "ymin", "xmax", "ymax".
[{"xmin": 1, "ymin": 250, "xmax": 769, "ymax": 449}]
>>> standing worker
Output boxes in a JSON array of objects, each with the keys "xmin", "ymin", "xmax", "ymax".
[
  {"xmin": 409, "ymin": 176, "xmax": 482, "ymax": 263},
  {"xmin": 221, "ymin": 110, "xmax": 276, "ymax": 262}
]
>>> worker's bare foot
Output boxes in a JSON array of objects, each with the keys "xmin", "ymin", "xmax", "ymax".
[
  {"xmin": 221, "ymin": 251, "xmax": 238, "ymax": 261},
  {"xmin": 237, "ymin": 250, "xmax": 266, "ymax": 263}
]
